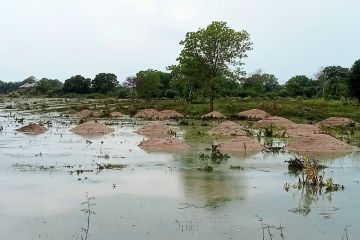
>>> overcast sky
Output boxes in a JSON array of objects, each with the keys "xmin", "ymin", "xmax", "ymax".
[{"xmin": 0, "ymin": 0, "xmax": 359, "ymax": 83}]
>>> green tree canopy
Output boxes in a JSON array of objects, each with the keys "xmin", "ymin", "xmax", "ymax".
[
  {"xmin": 135, "ymin": 69, "xmax": 163, "ymax": 99},
  {"xmin": 242, "ymin": 70, "xmax": 280, "ymax": 96},
  {"xmin": 319, "ymin": 66, "xmax": 350, "ymax": 99},
  {"xmin": 350, "ymin": 59, "xmax": 360, "ymax": 104},
  {"xmin": 91, "ymin": 73, "xmax": 118, "ymax": 94},
  {"xmin": 35, "ymin": 78, "xmax": 63, "ymax": 96},
  {"xmin": 173, "ymin": 21, "xmax": 252, "ymax": 110},
  {"xmin": 285, "ymin": 75, "xmax": 318, "ymax": 98},
  {"xmin": 63, "ymin": 75, "xmax": 91, "ymax": 94}
]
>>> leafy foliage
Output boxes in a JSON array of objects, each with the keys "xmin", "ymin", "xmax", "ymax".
[
  {"xmin": 91, "ymin": 73, "xmax": 118, "ymax": 94},
  {"xmin": 63, "ymin": 75, "xmax": 91, "ymax": 94}
]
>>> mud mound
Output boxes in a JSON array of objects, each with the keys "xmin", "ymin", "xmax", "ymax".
[
  {"xmin": 208, "ymin": 121, "xmax": 248, "ymax": 136},
  {"xmin": 110, "ymin": 112, "xmax": 124, "ymax": 118},
  {"xmin": 238, "ymin": 109, "xmax": 270, "ymax": 120},
  {"xmin": 218, "ymin": 136, "xmax": 264, "ymax": 153},
  {"xmin": 137, "ymin": 122, "xmax": 175, "ymax": 138},
  {"xmin": 70, "ymin": 121, "xmax": 114, "ymax": 135},
  {"xmin": 75, "ymin": 109, "xmax": 100, "ymax": 118},
  {"xmin": 138, "ymin": 138, "xmax": 189, "ymax": 152},
  {"xmin": 317, "ymin": 117, "xmax": 357, "ymax": 127},
  {"xmin": 135, "ymin": 109, "xmax": 161, "ymax": 120},
  {"xmin": 16, "ymin": 123, "xmax": 48, "ymax": 134},
  {"xmin": 287, "ymin": 134, "xmax": 353, "ymax": 154},
  {"xmin": 202, "ymin": 111, "xmax": 225, "ymax": 119},
  {"xmin": 159, "ymin": 110, "xmax": 184, "ymax": 119},
  {"xmin": 256, "ymin": 116, "xmax": 294, "ymax": 129},
  {"xmin": 284, "ymin": 124, "xmax": 322, "ymax": 138}
]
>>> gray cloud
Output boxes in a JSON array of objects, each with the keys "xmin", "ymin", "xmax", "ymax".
[{"xmin": 0, "ymin": 0, "xmax": 359, "ymax": 83}]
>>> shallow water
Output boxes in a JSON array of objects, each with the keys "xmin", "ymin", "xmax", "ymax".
[{"xmin": 0, "ymin": 109, "xmax": 359, "ymax": 240}]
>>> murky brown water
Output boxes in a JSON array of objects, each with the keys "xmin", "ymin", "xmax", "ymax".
[{"xmin": 0, "ymin": 104, "xmax": 359, "ymax": 240}]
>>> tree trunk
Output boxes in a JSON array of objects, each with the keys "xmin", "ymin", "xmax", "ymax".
[{"xmin": 209, "ymin": 77, "xmax": 215, "ymax": 112}]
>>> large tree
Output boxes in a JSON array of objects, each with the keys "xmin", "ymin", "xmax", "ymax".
[
  {"xmin": 35, "ymin": 78, "xmax": 63, "ymax": 96},
  {"xmin": 285, "ymin": 75, "xmax": 319, "ymax": 98},
  {"xmin": 350, "ymin": 59, "xmax": 360, "ymax": 105},
  {"xmin": 91, "ymin": 73, "xmax": 118, "ymax": 94},
  {"xmin": 317, "ymin": 66, "xmax": 350, "ymax": 99},
  {"xmin": 135, "ymin": 69, "xmax": 163, "ymax": 99},
  {"xmin": 174, "ymin": 21, "xmax": 252, "ymax": 111},
  {"xmin": 63, "ymin": 75, "xmax": 91, "ymax": 94}
]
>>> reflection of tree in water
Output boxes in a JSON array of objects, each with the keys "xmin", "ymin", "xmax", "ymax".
[{"xmin": 174, "ymin": 152, "xmax": 247, "ymax": 207}]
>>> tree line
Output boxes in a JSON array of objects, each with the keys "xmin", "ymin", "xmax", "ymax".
[{"xmin": 1, "ymin": 21, "xmax": 359, "ymax": 108}]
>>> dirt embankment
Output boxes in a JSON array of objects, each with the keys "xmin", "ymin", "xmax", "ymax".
[
  {"xmin": 202, "ymin": 111, "xmax": 225, "ymax": 119},
  {"xmin": 110, "ymin": 112, "xmax": 124, "ymax": 118},
  {"xmin": 70, "ymin": 121, "xmax": 114, "ymax": 135},
  {"xmin": 16, "ymin": 123, "xmax": 48, "ymax": 134},
  {"xmin": 238, "ymin": 109, "xmax": 270, "ymax": 120},
  {"xmin": 317, "ymin": 117, "xmax": 357, "ymax": 127},
  {"xmin": 135, "ymin": 109, "xmax": 184, "ymax": 120},
  {"xmin": 286, "ymin": 134, "xmax": 354, "ymax": 154},
  {"xmin": 284, "ymin": 124, "xmax": 322, "ymax": 138},
  {"xmin": 137, "ymin": 122, "xmax": 175, "ymax": 138},
  {"xmin": 208, "ymin": 121, "xmax": 248, "ymax": 136},
  {"xmin": 138, "ymin": 138, "xmax": 189, "ymax": 152},
  {"xmin": 218, "ymin": 136, "xmax": 264, "ymax": 153},
  {"xmin": 256, "ymin": 116, "xmax": 294, "ymax": 129},
  {"xmin": 75, "ymin": 109, "xmax": 100, "ymax": 118}
]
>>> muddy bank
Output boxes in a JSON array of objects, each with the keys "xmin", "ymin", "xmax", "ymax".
[
  {"xmin": 202, "ymin": 111, "xmax": 225, "ymax": 119},
  {"xmin": 75, "ymin": 109, "xmax": 100, "ymax": 118},
  {"xmin": 70, "ymin": 121, "xmax": 114, "ymax": 135},
  {"xmin": 135, "ymin": 109, "xmax": 183, "ymax": 120},
  {"xmin": 137, "ymin": 122, "xmax": 175, "ymax": 138},
  {"xmin": 317, "ymin": 117, "xmax": 357, "ymax": 127},
  {"xmin": 256, "ymin": 116, "xmax": 294, "ymax": 129},
  {"xmin": 110, "ymin": 112, "xmax": 124, "ymax": 118},
  {"xmin": 16, "ymin": 123, "xmax": 48, "ymax": 134},
  {"xmin": 208, "ymin": 121, "xmax": 248, "ymax": 136},
  {"xmin": 286, "ymin": 134, "xmax": 354, "ymax": 154},
  {"xmin": 218, "ymin": 136, "xmax": 264, "ymax": 153},
  {"xmin": 138, "ymin": 138, "xmax": 189, "ymax": 152},
  {"xmin": 238, "ymin": 109, "xmax": 270, "ymax": 120},
  {"xmin": 284, "ymin": 124, "xmax": 322, "ymax": 138}
]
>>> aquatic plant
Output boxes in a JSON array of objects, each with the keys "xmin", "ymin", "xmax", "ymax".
[{"xmin": 79, "ymin": 193, "xmax": 96, "ymax": 240}]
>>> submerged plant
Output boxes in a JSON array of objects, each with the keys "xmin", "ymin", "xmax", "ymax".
[{"xmin": 79, "ymin": 193, "xmax": 96, "ymax": 240}]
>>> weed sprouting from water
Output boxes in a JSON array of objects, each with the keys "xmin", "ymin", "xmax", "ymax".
[
  {"xmin": 198, "ymin": 145, "xmax": 230, "ymax": 171},
  {"xmin": 79, "ymin": 192, "xmax": 96, "ymax": 240},
  {"xmin": 255, "ymin": 216, "xmax": 286, "ymax": 240}
]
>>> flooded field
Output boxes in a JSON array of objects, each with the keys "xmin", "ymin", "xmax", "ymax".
[{"xmin": 0, "ymin": 99, "xmax": 359, "ymax": 240}]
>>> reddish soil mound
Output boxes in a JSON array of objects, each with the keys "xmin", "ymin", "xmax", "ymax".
[
  {"xmin": 135, "ymin": 109, "xmax": 161, "ymax": 120},
  {"xmin": 218, "ymin": 136, "xmax": 264, "ymax": 153},
  {"xmin": 70, "ymin": 121, "xmax": 114, "ymax": 135},
  {"xmin": 317, "ymin": 117, "xmax": 357, "ymax": 127},
  {"xmin": 16, "ymin": 123, "xmax": 48, "ymax": 134},
  {"xmin": 138, "ymin": 138, "xmax": 189, "ymax": 152},
  {"xmin": 75, "ymin": 109, "xmax": 100, "ymax": 118},
  {"xmin": 286, "ymin": 134, "xmax": 353, "ymax": 154},
  {"xmin": 202, "ymin": 111, "xmax": 225, "ymax": 119},
  {"xmin": 111, "ymin": 112, "xmax": 124, "ymax": 118},
  {"xmin": 208, "ymin": 121, "xmax": 248, "ymax": 136},
  {"xmin": 137, "ymin": 122, "xmax": 175, "ymax": 138},
  {"xmin": 284, "ymin": 124, "xmax": 322, "ymax": 138},
  {"xmin": 238, "ymin": 109, "xmax": 270, "ymax": 120},
  {"xmin": 159, "ymin": 110, "xmax": 184, "ymax": 119},
  {"xmin": 256, "ymin": 116, "xmax": 294, "ymax": 129}
]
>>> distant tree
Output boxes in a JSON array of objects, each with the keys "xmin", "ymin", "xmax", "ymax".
[
  {"xmin": 350, "ymin": 59, "xmax": 360, "ymax": 105},
  {"xmin": 123, "ymin": 76, "xmax": 137, "ymax": 99},
  {"xmin": 242, "ymin": 70, "xmax": 280, "ymax": 96},
  {"xmin": 63, "ymin": 75, "xmax": 91, "ymax": 94},
  {"xmin": 285, "ymin": 75, "xmax": 318, "ymax": 98},
  {"xmin": 173, "ymin": 21, "xmax": 252, "ymax": 110},
  {"xmin": 135, "ymin": 69, "xmax": 162, "ymax": 99},
  {"xmin": 91, "ymin": 73, "xmax": 118, "ymax": 94},
  {"xmin": 21, "ymin": 76, "xmax": 37, "ymax": 84},
  {"xmin": 35, "ymin": 78, "xmax": 63, "ymax": 96},
  {"xmin": 319, "ymin": 66, "xmax": 350, "ymax": 99}
]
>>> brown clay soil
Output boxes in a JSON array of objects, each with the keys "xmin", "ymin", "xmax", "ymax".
[
  {"xmin": 138, "ymin": 138, "xmax": 189, "ymax": 152},
  {"xmin": 202, "ymin": 111, "xmax": 225, "ymax": 119},
  {"xmin": 255, "ymin": 116, "xmax": 295, "ymax": 129},
  {"xmin": 208, "ymin": 121, "xmax": 248, "ymax": 136},
  {"xmin": 135, "ymin": 109, "xmax": 161, "ymax": 120},
  {"xmin": 70, "ymin": 121, "xmax": 114, "ymax": 135},
  {"xmin": 75, "ymin": 109, "xmax": 100, "ymax": 118},
  {"xmin": 137, "ymin": 122, "xmax": 175, "ymax": 138},
  {"xmin": 110, "ymin": 111, "xmax": 124, "ymax": 118},
  {"xmin": 317, "ymin": 117, "xmax": 357, "ymax": 127},
  {"xmin": 284, "ymin": 124, "xmax": 322, "ymax": 138},
  {"xmin": 218, "ymin": 136, "xmax": 264, "ymax": 153},
  {"xmin": 286, "ymin": 134, "xmax": 354, "ymax": 154},
  {"xmin": 238, "ymin": 109, "xmax": 270, "ymax": 120},
  {"xmin": 159, "ymin": 110, "xmax": 184, "ymax": 119},
  {"xmin": 16, "ymin": 123, "xmax": 48, "ymax": 134}
]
